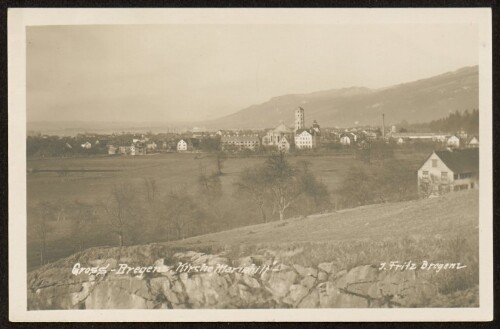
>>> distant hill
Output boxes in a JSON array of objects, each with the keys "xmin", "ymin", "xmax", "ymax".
[{"xmin": 205, "ymin": 66, "xmax": 479, "ymax": 129}]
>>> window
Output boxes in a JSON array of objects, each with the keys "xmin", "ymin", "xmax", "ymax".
[
  {"xmin": 422, "ymin": 171, "xmax": 429, "ymax": 177},
  {"xmin": 441, "ymin": 172, "xmax": 448, "ymax": 180},
  {"xmin": 454, "ymin": 173, "xmax": 458, "ymax": 179},
  {"xmin": 432, "ymin": 159, "xmax": 438, "ymax": 167},
  {"xmin": 470, "ymin": 183, "xmax": 475, "ymax": 189}
]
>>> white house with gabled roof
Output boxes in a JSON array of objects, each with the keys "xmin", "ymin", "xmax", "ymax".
[{"xmin": 177, "ymin": 139, "xmax": 188, "ymax": 151}]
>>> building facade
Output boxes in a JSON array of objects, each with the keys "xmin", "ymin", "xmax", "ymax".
[
  {"xmin": 221, "ymin": 135, "xmax": 260, "ymax": 151},
  {"xmin": 417, "ymin": 148, "xmax": 479, "ymax": 196},
  {"xmin": 295, "ymin": 129, "xmax": 319, "ymax": 149},
  {"xmin": 177, "ymin": 139, "xmax": 187, "ymax": 151}
]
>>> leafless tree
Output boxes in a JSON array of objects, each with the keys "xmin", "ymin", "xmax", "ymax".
[
  {"xmin": 143, "ymin": 177, "xmax": 158, "ymax": 205},
  {"xmin": 32, "ymin": 201, "xmax": 56, "ymax": 265},
  {"xmin": 69, "ymin": 200, "xmax": 99, "ymax": 252},
  {"xmin": 99, "ymin": 184, "xmax": 142, "ymax": 247},
  {"xmin": 214, "ymin": 151, "xmax": 227, "ymax": 176},
  {"xmin": 160, "ymin": 188, "xmax": 201, "ymax": 240},
  {"xmin": 235, "ymin": 167, "xmax": 269, "ymax": 223},
  {"xmin": 263, "ymin": 152, "xmax": 303, "ymax": 221}
]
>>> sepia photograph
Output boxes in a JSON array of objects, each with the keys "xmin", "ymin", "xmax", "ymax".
[{"xmin": 8, "ymin": 8, "xmax": 493, "ymax": 322}]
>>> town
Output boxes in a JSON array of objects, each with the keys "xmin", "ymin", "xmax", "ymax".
[{"xmin": 28, "ymin": 106, "xmax": 479, "ymax": 197}]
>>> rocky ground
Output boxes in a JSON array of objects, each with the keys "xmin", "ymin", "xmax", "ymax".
[{"xmin": 28, "ymin": 244, "xmax": 478, "ymax": 309}]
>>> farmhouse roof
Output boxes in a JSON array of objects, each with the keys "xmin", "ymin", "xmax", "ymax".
[{"xmin": 435, "ymin": 148, "xmax": 479, "ymax": 174}]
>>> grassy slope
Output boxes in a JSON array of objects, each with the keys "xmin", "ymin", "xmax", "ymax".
[{"xmin": 172, "ymin": 189, "xmax": 478, "ymax": 248}]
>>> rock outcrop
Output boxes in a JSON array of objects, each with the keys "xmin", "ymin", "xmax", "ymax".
[{"xmin": 27, "ymin": 244, "xmax": 472, "ymax": 309}]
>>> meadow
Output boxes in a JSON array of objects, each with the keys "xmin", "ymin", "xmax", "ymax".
[{"xmin": 27, "ymin": 150, "xmax": 429, "ymax": 270}]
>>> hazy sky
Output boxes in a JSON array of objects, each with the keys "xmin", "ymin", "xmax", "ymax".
[{"xmin": 27, "ymin": 24, "xmax": 478, "ymax": 122}]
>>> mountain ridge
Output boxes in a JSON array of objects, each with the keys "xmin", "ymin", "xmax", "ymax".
[{"xmin": 205, "ymin": 65, "xmax": 479, "ymax": 129}]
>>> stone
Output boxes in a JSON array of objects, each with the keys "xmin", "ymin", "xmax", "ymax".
[
  {"xmin": 317, "ymin": 271, "xmax": 328, "ymax": 282},
  {"xmin": 318, "ymin": 262, "xmax": 336, "ymax": 274},
  {"xmin": 85, "ymin": 281, "xmax": 150, "ymax": 309},
  {"xmin": 284, "ymin": 284, "xmax": 310, "ymax": 306},
  {"xmin": 293, "ymin": 265, "xmax": 317, "ymax": 278},
  {"xmin": 149, "ymin": 277, "xmax": 171, "ymax": 296},
  {"xmin": 241, "ymin": 275, "xmax": 261, "ymax": 289},
  {"xmin": 300, "ymin": 275, "xmax": 316, "ymax": 289},
  {"xmin": 318, "ymin": 281, "xmax": 368, "ymax": 308},
  {"xmin": 266, "ymin": 271, "xmax": 298, "ymax": 298},
  {"xmin": 172, "ymin": 280, "xmax": 184, "ymax": 294},
  {"xmin": 183, "ymin": 275, "xmax": 205, "ymax": 307},
  {"xmin": 297, "ymin": 289, "xmax": 319, "ymax": 308},
  {"xmin": 335, "ymin": 265, "xmax": 379, "ymax": 296}
]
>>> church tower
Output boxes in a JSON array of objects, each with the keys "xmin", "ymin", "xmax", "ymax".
[{"xmin": 295, "ymin": 107, "xmax": 305, "ymax": 131}]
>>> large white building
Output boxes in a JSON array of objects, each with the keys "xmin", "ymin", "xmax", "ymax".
[
  {"xmin": 295, "ymin": 129, "xmax": 319, "ymax": 149},
  {"xmin": 221, "ymin": 135, "xmax": 260, "ymax": 151}
]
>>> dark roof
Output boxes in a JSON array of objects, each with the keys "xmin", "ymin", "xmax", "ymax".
[{"xmin": 435, "ymin": 148, "xmax": 479, "ymax": 173}]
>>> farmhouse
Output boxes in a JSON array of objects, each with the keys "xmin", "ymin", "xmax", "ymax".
[
  {"xmin": 177, "ymin": 139, "xmax": 188, "ymax": 151},
  {"xmin": 417, "ymin": 148, "xmax": 479, "ymax": 196},
  {"xmin": 221, "ymin": 135, "xmax": 260, "ymax": 151}
]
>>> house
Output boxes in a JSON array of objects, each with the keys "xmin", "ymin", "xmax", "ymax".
[
  {"xmin": 339, "ymin": 133, "xmax": 357, "ymax": 145},
  {"xmin": 295, "ymin": 129, "xmax": 318, "ymax": 149},
  {"xmin": 107, "ymin": 145, "xmax": 117, "ymax": 155},
  {"xmin": 131, "ymin": 143, "xmax": 146, "ymax": 156},
  {"xmin": 417, "ymin": 148, "xmax": 479, "ymax": 196},
  {"xmin": 146, "ymin": 142, "xmax": 157, "ymax": 151},
  {"xmin": 177, "ymin": 139, "xmax": 188, "ymax": 151},
  {"xmin": 446, "ymin": 135, "xmax": 460, "ymax": 148},
  {"xmin": 81, "ymin": 142, "xmax": 92, "ymax": 149},
  {"xmin": 118, "ymin": 145, "xmax": 132, "ymax": 155},
  {"xmin": 468, "ymin": 136, "xmax": 479, "ymax": 148},
  {"xmin": 221, "ymin": 135, "xmax": 260, "ymax": 151},
  {"xmin": 277, "ymin": 136, "xmax": 291, "ymax": 153},
  {"xmin": 339, "ymin": 135, "xmax": 351, "ymax": 145}
]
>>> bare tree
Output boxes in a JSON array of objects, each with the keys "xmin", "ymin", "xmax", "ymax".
[
  {"xmin": 263, "ymin": 152, "xmax": 303, "ymax": 221},
  {"xmin": 161, "ymin": 189, "xmax": 201, "ymax": 240},
  {"xmin": 100, "ymin": 184, "xmax": 142, "ymax": 247},
  {"xmin": 235, "ymin": 167, "xmax": 269, "ymax": 223},
  {"xmin": 69, "ymin": 200, "xmax": 99, "ymax": 252},
  {"xmin": 32, "ymin": 201, "xmax": 56, "ymax": 266},
  {"xmin": 214, "ymin": 151, "xmax": 227, "ymax": 176},
  {"xmin": 143, "ymin": 177, "xmax": 158, "ymax": 205}
]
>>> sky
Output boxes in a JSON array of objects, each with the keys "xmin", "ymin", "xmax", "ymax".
[{"xmin": 26, "ymin": 24, "xmax": 479, "ymax": 123}]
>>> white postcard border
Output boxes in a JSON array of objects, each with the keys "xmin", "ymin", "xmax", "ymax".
[{"xmin": 8, "ymin": 8, "xmax": 493, "ymax": 322}]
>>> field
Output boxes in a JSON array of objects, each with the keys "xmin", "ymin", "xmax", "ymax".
[{"xmin": 27, "ymin": 150, "xmax": 429, "ymax": 270}]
